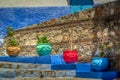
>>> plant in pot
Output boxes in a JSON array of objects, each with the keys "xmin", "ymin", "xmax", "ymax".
[
  {"xmin": 6, "ymin": 26, "xmax": 20, "ymax": 57},
  {"xmin": 36, "ymin": 34, "xmax": 52, "ymax": 56},
  {"xmin": 62, "ymin": 28, "xmax": 78, "ymax": 63},
  {"xmin": 92, "ymin": 28, "xmax": 115, "ymax": 71}
]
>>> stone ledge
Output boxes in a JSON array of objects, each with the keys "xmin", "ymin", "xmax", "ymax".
[
  {"xmin": 0, "ymin": 56, "xmax": 51, "ymax": 64},
  {"xmin": 0, "ymin": 68, "xmax": 75, "ymax": 78},
  {"xmin": 0, "ymin": 62, "xmax": 51, "ymax": 70},
  {"xmin": 14, "ymin": 78, "xmax": 102, "ymax": 80},
  {"xmin": 76, "ymin": 71, "xmax": 117, "ymax": 80}
]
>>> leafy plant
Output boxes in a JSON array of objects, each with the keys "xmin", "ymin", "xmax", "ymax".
[
  {"xmin": 96, "ymin": 28, "xmax": 115, "ymax": 57},
  {"xmin": 8, "ymin": 38, "xmax": 19, "ymax": 46},
  {"xmin": 36, "ymin": 34, "xmax": 49, "ymax": 44},
  {"xmin": 6, "ymin": 26, "xmax": 15, "ymax": 37},
  {"xmin": 6, "ymin": 26, "xmax": 19, "ymax": 46}
]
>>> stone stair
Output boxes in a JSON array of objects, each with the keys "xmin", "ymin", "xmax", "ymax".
[
  {"xmin": 0, "ymin": 78, "xmax": 102, "ymax": 80},
  {"xmin": 0, "ymin": 62, "xmax": 76, "ymax": 80},
  {"xmin": 0, "ymin": 62, "xmax": 51, "ymax": 70},
  {"xmin": 0, "ymin": 56, "xmax": 119, "ymax": 80},
  {"xmin": 0, "ymin": 68, "xmax": 75, "ymax": 78},
  {"xmin": 14, "ymin": 78, "xmax": 102, "ymax": 80},
  {"xmin": 0, "ymin": 62, "xmax": 101, "ymax": 80}
]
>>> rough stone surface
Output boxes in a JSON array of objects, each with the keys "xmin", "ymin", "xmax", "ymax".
[
  {"xmin": 0, "ymin": 62, "xmax": 51, "ymax": 70},
  {"xmin": 0, "ymin": 68, "xmax": 75, "ymax": 78}
]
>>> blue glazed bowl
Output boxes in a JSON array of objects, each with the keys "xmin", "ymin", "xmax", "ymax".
[
  {"xmin": 36, "ymin": 43, "xmax": 52, "ymax": 56},
  {"xmin": 91, "ymin": 57, "xmax": 109, "ymax": 71}
]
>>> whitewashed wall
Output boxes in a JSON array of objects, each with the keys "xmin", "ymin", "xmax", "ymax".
[
  {"xmin": 0, "ymin": 0, "xmax": 68, "ymax": 7},
  {"xmin": 0, "ymin": 0, "xmax": 117, "ymax": 8},
  {"xmin": 93, "ymin": 0, "xmax": 116, "ymax": 4}
]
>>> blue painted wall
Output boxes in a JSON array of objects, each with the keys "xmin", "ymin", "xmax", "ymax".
[
  {"xmin": 0, "ymin": 0, "xmax": 95, "ymax": 39},
  {"xmin": 69, "ymin": 0, "xmax": 94, "ymax": 13},
  {"xmin": 0, "ymin": 7, "xmax": 70, "ymax": 38}
]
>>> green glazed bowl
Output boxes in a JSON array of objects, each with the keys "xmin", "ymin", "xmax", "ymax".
[{"xmin": 36, "ymin": 43, "xmax": 52, "ymax": 56}]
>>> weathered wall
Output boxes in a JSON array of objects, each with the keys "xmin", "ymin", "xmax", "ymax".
[
  {"xmin": 93, "ymin": 1, "xmax": 120, "ymax": 70},
  {"xmin": 3, "ymin": 1, "xmax": 120, "ymax": 64},
  {"xmin": 4, "ymin": 8, "xmax": 95, "ymax": 59}
]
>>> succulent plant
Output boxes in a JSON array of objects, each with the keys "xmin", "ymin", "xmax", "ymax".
[
  {"xmin": 6, "ymin": 26, "xmax": 19, "ymax": 46},
  {"xmin": 8, "ymin": 38, "xmax": 19, "ymax": 46},
  {"xmin": 36, "ymin": 34, "xmax": 49, "ymax": 44},
  {"xmin": 6, "ymin": 26, "xmax": 15, "ymax": 37}
]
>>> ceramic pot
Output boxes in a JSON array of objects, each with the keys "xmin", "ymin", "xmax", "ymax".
[
  {"xmin": 91, "ymin": 57, "xmax": 109, "ymax": 71},
  {"xmin": 6, "ymin": 46, "xmax": 20, "ymax": 57},
  {"xmin": 36, "ymin": 43, "xmax": 51, "ymax": 56},
  {"xmin": 63, "ymin": 50, "xmax": 78, "ymax": 63}
]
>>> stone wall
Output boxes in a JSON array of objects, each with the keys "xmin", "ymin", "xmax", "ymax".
[
  {"xmin": 4, "ymin": 7, "xmax": 95, "ymax": 58},
  {"xmin": 3, "ymin": 1, "xmax": 120, "ymax": 63}
]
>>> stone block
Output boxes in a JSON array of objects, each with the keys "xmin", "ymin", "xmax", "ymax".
[
  {"xmin": 0, "ymin": 68, "xmax": 76, "ymax": 78},
  {"xmin": 0, "ymin": 62, "xmax": 51, "ymax": 70},
  {"xmin": 76, "ymin": 63, "xmax": 91, "ymax": 72},
  {"xmin": 51, "ymin": 55, "xmax": 65, "ymax": 64},
  {"xmin": 0, "ymin": 55, "xmax": 51, "ymax": 64},
  {"xmin": 51, "ymin": 64, "xmax": 76, "ymax": 70},
  {"xmin": 76, "ymin": 71, "xmax": 117, "ymax": 80},
  {"xmin": 34, "ymin": 55, "xmax": 51, "ymax": 64}
]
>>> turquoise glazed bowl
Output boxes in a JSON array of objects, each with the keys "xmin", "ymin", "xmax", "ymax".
[
  {"xmin": 36, "ymin": 43, "xmax": 52, "ymax": 56},
  {"xmin": 91, "ymin": 57, "xmax": 109, "ymax": 71}
]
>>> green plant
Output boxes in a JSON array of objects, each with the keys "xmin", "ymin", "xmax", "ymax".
[
  {"xmin": 36, "ymin": 34, "xmax": 49, "ymax": 44},
  {"xmin": 6, "ymin": 26, "xmax": 15, "ymax": 37},
  {"xmin": 98, "ymin": 41, "xmax": 112, "ymax": 57},
  {"xmin": 6, "ymin": 26, "xmax": 19, "ymax": 46},
  {"xmin": 8, "ymin": 38, "xmax": 19, "ymax": 46},
  {"xmin": 96, "ymin": 28, "xmax": 115, "ymax": 57}
]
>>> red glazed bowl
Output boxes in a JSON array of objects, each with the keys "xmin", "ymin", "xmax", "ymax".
[{"xmin": 63, "ymin": 50, "xmax": 78, "ymax": 63}]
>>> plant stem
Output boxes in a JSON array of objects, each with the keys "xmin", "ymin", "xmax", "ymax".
[{"xmin": 69, "ymin": 28, "xmax": 72, "ymax": 50}]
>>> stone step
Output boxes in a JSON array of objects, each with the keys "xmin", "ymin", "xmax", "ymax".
[
  {"xmin": 76, "ymin": 71, "xmax": 117, "ymax": 80},
  {"xmin": 0, "ymin": 56, "xmax": 51, "ymax": 64},
  {"xmin": 0, "ymin": 62, "xmax": 51, "ymax": 70},
  {"xmin": 0, "ymin": 55, "xmax": 66, "ymax": 64},
  {"xmin": 15, "ymin": 78, "xmax": 102, "ymax": 80},
  {"xmin": 51, "ymin": 63, "xmax": 91, "ymax": 71},
  {"xmin": 0, "ymin": 78, "xmax": 102, "ymax": 80},
  {"xmin": 0, "ymin": 62, "xmax": 91, "ymax": 71},
  {"xmin": 51, "ymin": 64, "xmax": 76, "ymax": 70},
  {"xmin": 0, "ymin": 78, "xmax": 13, "ymax": 80},
  {"xmin": 0, "ymin": 68, "xmax": 75, "ymax": 78}
]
